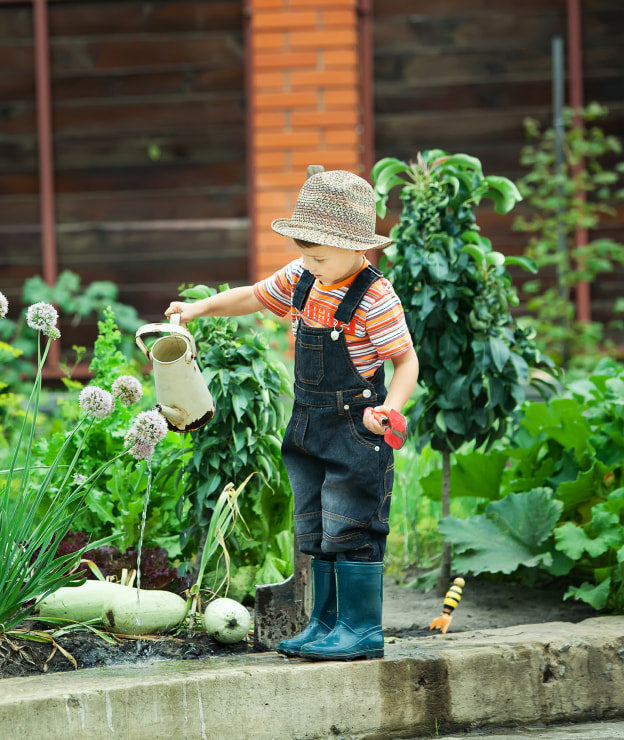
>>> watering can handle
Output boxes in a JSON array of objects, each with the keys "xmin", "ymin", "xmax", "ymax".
[{"xmin": 135, "ymin": 312, "xmax": 197, "ymax": 361}]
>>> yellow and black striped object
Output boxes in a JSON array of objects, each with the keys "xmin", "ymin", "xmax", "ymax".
[{"xmin": 442, "ymin": 577, "xmax": 465, "ymax": 613}]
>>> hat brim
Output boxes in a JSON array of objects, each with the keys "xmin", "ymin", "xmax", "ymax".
[{"xmin": 271, "ymin": 218, "xmax": 392, "ymax": 251}]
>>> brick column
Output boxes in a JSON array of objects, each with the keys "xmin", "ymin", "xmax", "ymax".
[{"xmin": 246, "ymin": 0, "xmax": 365, "ymax": 281}]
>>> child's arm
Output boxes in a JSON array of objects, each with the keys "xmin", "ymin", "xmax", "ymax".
[
  {"xmin": 165, "ymin": 286, "xmax": 265, "ymax": 323},
  {"xmin": 363, "ymin": 347, "xmax": 419, "ymax": 435}
]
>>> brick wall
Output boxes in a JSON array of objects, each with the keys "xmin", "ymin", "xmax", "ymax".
[{"xmin": 246, "ymin": 0, "xmax": 366, "ymax": 281}]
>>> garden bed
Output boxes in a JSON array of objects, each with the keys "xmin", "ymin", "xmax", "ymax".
[{"xmin": 0, "ymin": 623, "xmax": 253, "ymax": 679}]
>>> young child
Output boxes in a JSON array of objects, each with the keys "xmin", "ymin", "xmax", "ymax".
[{"xmin": 165, "ymin": 170, "xmax": 419, "ymax": 661}]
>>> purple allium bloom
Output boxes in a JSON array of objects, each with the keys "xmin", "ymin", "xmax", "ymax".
[
  {"xmin": 79, "ymin": 386, "xmax": 115, "ymax": 419},
  {"xmin": 0, "ymin": 291, "xmax": 8, "ymax": 319},
  {"xmin": 112, "ymin": 375, "xmax": 143, "ymax": 406},
  {"xmin": 125, "ymin": 409, "xmax": 168, "ymax": 460},
  {"xmin": 26, "ymin": 302, "xmax": 59, "ymax": 337}
]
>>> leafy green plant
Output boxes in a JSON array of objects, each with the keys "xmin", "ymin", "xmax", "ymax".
[
  {"xmin": 386, "ymin": 442, "xmax": 484, "ymax": 584},
  {"xmin": 372, "ymin": 151, "xmax": 556, "ymax": 592},
  {"xmin": 436, "ymin": 358, "xmax": 624, "ymax": 612},
  {"xmin": 168, "ymin": 285, "xmax": 294, "ymax": 597},
  {"xmin": 514, "ymin": 102, "xmax": 624, "ymax": 369},
  {"xmin": 0, "ymin": 271, "xmax": 142, "ymax": 392},
  {"xmin": 37, "ymin": 307, "xmax": 188, "ymax": 553},
  {"xmin": 22, "ymin": 269, "xmax": 140, "ymax": 335}
]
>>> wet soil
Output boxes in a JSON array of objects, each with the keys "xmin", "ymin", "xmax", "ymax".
[
  {"xmin": 0, "ymin": 576, "xmax": 597, "ymax": 680},
  {"xmin": 0, "ymin": 623, "xmax": 252, "ymax": 679},
  {"xmin": 382, "ymin": 574, "xmax": 596, "ymax": 639}
]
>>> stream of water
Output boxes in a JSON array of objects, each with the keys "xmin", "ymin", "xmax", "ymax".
[{"xmin": 136, "ymin": 458, "xmax": 152, "ymax": 599}]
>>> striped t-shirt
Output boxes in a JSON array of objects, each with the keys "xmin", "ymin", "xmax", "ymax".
[{"xmin": 253, "ymin": 258, "xmax": 413, "ymax": 379}]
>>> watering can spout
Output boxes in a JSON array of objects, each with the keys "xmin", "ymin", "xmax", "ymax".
[
  {"xmin": 156, "ymin": 404, "xmax": 186, "ymax": 428},
  {"xmin": 136, "ymin": 315, "xmax": 215, "ymax": 433}
]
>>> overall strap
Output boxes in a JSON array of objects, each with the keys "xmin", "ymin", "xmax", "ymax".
[
  {"xmin": 292, "ymin": 269, "xmax": 316, "ymax": 312},
  {"xmin": 333, "ymin": 265, "xmax": 383, "ymax": 324}
]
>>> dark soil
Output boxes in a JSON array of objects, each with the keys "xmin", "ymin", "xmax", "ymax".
[
  {"xmin": 0, "ymin": 623, "xmax": 252, "ymax": 680},
  {"xmin": 0, "ymin": 575, "xmax": 598, "ymax": 680}
]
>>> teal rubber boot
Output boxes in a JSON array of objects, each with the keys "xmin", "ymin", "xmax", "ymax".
[
  {"xmin": 299, "ymin": 561, "xmax": 384, "ymax": 661},
  {"xmin": 276, "ymin": 559, "xmax": 337, "ymax": 658}
]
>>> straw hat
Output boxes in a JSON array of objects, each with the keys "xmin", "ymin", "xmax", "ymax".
[{"xmin": 271, "ymin": 170, "xmax": 392, "ymax": 250}]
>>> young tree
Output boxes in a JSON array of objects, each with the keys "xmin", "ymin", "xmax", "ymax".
[{"xmin": 372, "ymin": 151, "xmax": 556, "ymax": 593}]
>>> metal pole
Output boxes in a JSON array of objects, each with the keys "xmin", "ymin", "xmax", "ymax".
[
  {"xmin": 33, "ymin": 0, "xmax": 60, "ymax": 370},
  {"xmin": 566, "ymin": 0, "xmax": 591, "ymax": 323},
  {"xmin": 552, "ymin": 37, "xmax": 567, "ymax": 304}
]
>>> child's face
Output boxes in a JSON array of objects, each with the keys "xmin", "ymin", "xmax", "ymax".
[{"xmin": 295, "ymin": 241, "xmax": 366, "ymax": 286}]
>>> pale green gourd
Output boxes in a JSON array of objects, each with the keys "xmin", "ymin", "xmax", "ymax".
[
  {"xmin": 102, "ymin": 589, "xmax": 187, "ymax": 635},
  {"xmin": 203, "ymin": 597, "xmax": 251, "ymax": 644},
  {"xmin": 36, "ymin": 580, "xmax": 132, "ymax": 623}
]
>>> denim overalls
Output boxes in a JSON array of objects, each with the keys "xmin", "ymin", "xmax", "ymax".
[{"xmin": 281, "ymin": 265, "xmax": 394, "ymax": 563}]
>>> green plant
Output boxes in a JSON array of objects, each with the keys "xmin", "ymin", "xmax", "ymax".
[
  {"xmin": 22, "ymin": 269, "xmax": 141, "ymax": 334},
  {"xmin": 0, "ymin": 299, "xmax": 126, "ymax": 631},
  {"xmin": 0, "ymin": 271, "xmax": 142, "ymax": 392},
  {"xmin": 514, "ymin": 102, "xmax": 624, "ymax": 369},
  {"xmin": 170, "ymin": 285, "xmax": 294, "ymax": 596},
  {"xmin": 0, "ymin": 339, "xmax": 24, "ymax": 451},
  {"xmin": 436, "ymin": 358, "xmax": 624, "ymax": 612},
  {"xmin": 386, "ymin": 442, "xmax": 484, "ymax": 583},
  {"xmin": 37, "ymin": 308, "xmax": 187, "ymax": 553},
  {"xmin": 372, "ymin": 151, "xmax": 556, "ymax": 592}
]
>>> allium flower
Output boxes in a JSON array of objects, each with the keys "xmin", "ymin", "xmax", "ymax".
[
  {"xmin": 0, "ymin": 291, "xmax": 8, "ymax": 319},
  {"xmin": 79, "ymin": 385, "xmax": 115, "ymax": 419},
  {"xmin": 125, "ymin": 409, "xmax": 168, "ymax": 460},
  {"xmin": 112, "ymin": 375, "xmax": 143, "ymax": 406},
  {"xmin": 46, "ymin": 326, "xmax": 61, "ymax": 340},
  {"xmin": 26, "ymin": 302, "xmax": 59, "ymax": 337},
  {"xmin": 128, "ymin": 440, "xmax": 156, "ymax": 461}
]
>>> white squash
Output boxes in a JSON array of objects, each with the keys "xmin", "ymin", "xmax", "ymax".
[
  {"xmin": 203, "ymin": 597, "xmax": 251, "ymax": 644},
  {"xmin": 36, "ymin": 580, "xmax": 133, "ymax": 623},
  {"xmin": 102, "ymin": 589, "xmax": 187, "ymax": 635}
]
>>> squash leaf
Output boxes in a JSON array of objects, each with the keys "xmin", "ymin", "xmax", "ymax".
[{"xmin": 438, "ymin": 488, "xmax": 562, "ymax": 574}]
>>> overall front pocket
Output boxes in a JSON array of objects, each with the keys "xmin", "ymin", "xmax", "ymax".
[{"xmin": 295, "ymin": 334, "xmax": 324, "ymax": 385}]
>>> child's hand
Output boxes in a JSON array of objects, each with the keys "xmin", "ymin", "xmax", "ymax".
[
  {"xmin": 363, "ymin": 405, "xmax": 392, "ymax": 435},
  {"xmin": 165, "ymin": 302, "xmax": 194, "ymax": 324}
]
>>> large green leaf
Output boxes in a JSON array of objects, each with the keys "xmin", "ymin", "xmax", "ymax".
[
  {"xmin": 554, "ymin": 503, "xmax": 622, "ymax": 559},
  {"xmin": 521, "ymin": 398, "xmax": 593, "ymax": 458},
  {"xmin": 557, "ymin": 462, "xmax": 609, "ymax": 513},
  {"xmin": 438, "ymin": 488, "xmax": 562, "ymax": 575},
  {"xmin": 420, "ymin": 450, "xmax": 508, "ymax": 500},
  {"xmin": 564, "ymin": 578, "xmax": 611, "ymax": 610}
]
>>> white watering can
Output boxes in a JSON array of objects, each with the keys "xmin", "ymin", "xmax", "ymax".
[{"xmin": 135, "ymin": 314, "xmax": 215, "ymax": 432}]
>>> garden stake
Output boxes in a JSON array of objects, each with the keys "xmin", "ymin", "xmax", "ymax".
[{"xmin": 429, "ymin": 577, "xmax": 465, "ymax": 634}]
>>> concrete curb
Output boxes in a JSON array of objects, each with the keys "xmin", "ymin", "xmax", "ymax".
[{"xmin": 1, "ymin": 616, "xmax": 623, "ymax": 739}]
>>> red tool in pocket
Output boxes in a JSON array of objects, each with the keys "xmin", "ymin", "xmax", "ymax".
[{"xmin": 365, "ymin": 407, "xmax": 407, "ymax": 450}]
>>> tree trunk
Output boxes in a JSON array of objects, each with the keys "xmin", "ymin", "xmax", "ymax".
[{"xmin": 436, "ymin": 448, "xmax": 452, "ymax": 597}]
